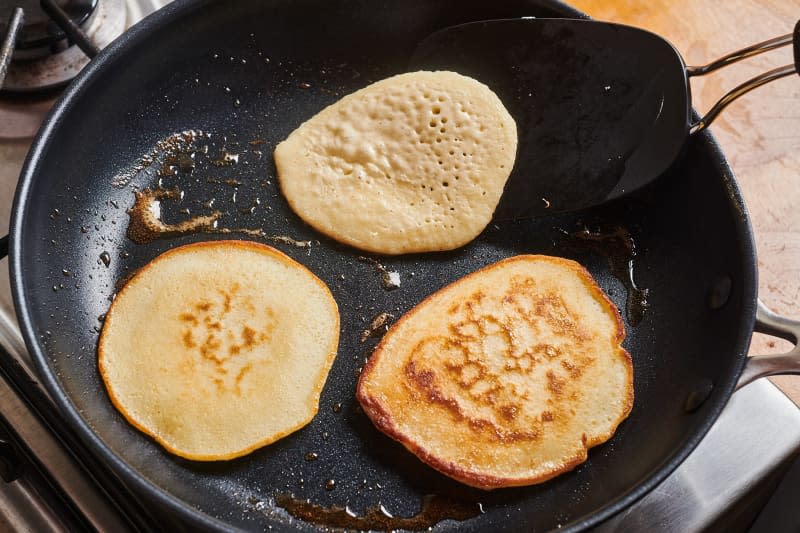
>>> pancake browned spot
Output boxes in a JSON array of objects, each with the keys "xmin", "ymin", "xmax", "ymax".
[
  {"xmin": 356, "ymin": 255, "xmax": 633, "ymax": 489},
  {"xmin": 98, "ymin": 240, "xmax": 339, "ymax": 461},
  {"xmin": 275, "ymin": 71, "xmax": 517, "ymax": 255}
]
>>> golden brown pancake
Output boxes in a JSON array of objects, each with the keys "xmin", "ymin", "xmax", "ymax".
[
  {"xmin": 98, "ymin": 240, "xmax": 339, "ymax": 461},
  {"xmin": 274, "ymin": 71, "xmax": 517, "ymax": 255},
  {"xmin": 356, "ymin": 255, "xmax": 633, "ymax": 489}
]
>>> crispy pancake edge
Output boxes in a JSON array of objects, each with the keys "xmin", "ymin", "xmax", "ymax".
[
  {"xmin": 355, "ymin": 254, "xmax": 634, "ymax": 489},
  {"xmin": 98, "ymin": 240, "xmax": 341, "ymax": 461}
]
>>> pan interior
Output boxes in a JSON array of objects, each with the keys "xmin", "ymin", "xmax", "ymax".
[{"xmin": 12, "ymin": 0, "xmax": 756, "ymax": 531}]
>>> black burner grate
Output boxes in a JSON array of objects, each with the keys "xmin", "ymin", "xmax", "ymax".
[
  {"xmin": 1, "ymin": 0, "xmax": 97, "ymax": 57},
  {"xmin": 0, "ymin": 0, "xmax": 123, "ymax": 94}
]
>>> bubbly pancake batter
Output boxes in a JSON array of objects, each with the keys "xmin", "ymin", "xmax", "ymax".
[{"xmin": 275, "ymin": 71, "xmax": 517, "ymax": 255}]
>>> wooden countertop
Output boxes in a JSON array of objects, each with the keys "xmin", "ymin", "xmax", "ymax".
[{"xmin": 570, "ymin": 0, "xmax": 800, "ymax": 404}]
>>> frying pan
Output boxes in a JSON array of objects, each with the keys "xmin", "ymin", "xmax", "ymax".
[{"xmin": 5, "ymin": 0, "xmax": 800, "ymax": 531}]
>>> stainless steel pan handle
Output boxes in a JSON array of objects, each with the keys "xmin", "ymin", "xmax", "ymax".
[{"xmin": 736, "ymin": 300, "xmax": 800, "ymax": 389}]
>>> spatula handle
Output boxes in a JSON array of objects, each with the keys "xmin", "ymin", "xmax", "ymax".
[
  {"xmin": 687, "ymin": 21, "xmax": 798, "ymax": 134},
  {"xmin": 686, "ymin": 32, "xmax": 793, "ymax": 77},
  {"xmin": 794, "ymin": 19, "xmax": 799, "ymax": 76},
  {"xmin": 690, "ymin": 65, "xmax": 796, "ymax": 134}
]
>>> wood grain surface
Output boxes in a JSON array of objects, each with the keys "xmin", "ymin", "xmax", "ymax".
[{"xmin": 570, "ymin": 0, "xmax": 800, "ymax": 404}]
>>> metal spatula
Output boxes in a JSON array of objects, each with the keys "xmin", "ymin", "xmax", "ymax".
[{"xmin": 411, "ymin": 18, "xmax": 800, "ymax": 219}]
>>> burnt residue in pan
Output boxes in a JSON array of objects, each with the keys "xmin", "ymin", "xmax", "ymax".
[
  {"xmin": 127, "ymin": 187, "xmax": 221, "ymax": 244},
  {"xmin": 274, "ymin": 493, "xmax": 483, "ymax": 531},
  {"xmin": 210, "ymin": 150, "xmax": 240, "ymax": 167},
  {"xmin": 265, "ymin": 234, "xmax": 313, "ymax": 248},
  {"xmin": 126, "ymin": 188, "xmax": 313, "ymax": 247},
  {"xmin": 358, "ymin": 256, "xmax": 402, "ymax": 290},
  {"xmin": 563, "ymin": 226, "xmax": 649, "ymax": 325},
  {"xmin": 111, "ymin": 130, "xmax": 209, "ymax": 188},
  {"xmin": 359, "ymin": 312, "xmax": 395, "ymax": 343},
  {"xmin": 120, "ymin": 131, "xmax": 312, "ymax": 248}
]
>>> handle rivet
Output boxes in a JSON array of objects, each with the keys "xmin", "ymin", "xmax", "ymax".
[
  {"xmin": 708, "ymin": 276, "xmax": 732, "ymax": 310},
  {"xmin": 685, "ymin": 379, "xmax": 714, "ymax": 413}
]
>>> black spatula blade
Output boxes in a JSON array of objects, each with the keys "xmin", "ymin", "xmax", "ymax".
[{"xmin": 411, "ymin": 18, "xmax": 690, "ymax": 218}]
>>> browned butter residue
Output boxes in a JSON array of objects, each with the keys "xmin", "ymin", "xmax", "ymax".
[
  {"xmin": 127, "ymin": 188, "xmax": 221, "ymax": 244},
  {"xmin": 112, "ymin": 130, "xmax": 208, "ymax": 188},
  {"xmin": 274, "ymin": 493, "xmax": 482, "ymax": 531},
  {"xmin": 126, "ymin": 187, "xmax": 312, "ymax": 248},
  {"xmin": 357, "ymin": 256, "xmax": 401, "ymax": 290},
  {"xmin": 568, "ymin": 226, "xmax": 649, "ymax": 325},
  {"xmin": 359, "ymin": 312, "xmax": 394, "ymax": 343}
]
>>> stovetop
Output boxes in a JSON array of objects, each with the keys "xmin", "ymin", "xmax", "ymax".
[{"xmin": 0, "ymin": 1, "xmax": 799, "ymax": 531}]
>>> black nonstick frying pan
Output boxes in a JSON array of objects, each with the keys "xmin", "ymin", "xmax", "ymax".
[{"xmin": 6, "ymin": 0, "xmax": 800, "ymax": 531}]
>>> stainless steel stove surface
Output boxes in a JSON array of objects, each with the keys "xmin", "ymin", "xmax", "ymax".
[{"xmin": 0, "ymin": 1, "xmax": 798, "ymax": 531}]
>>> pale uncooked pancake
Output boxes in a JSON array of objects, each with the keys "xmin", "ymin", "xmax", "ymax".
[
  {"xmin": 98, "ymin": 240, "xmax": 339, "ymax": 460},
  {"xmin": 274, "ymin": 71, "xmax": 517, "ymax": 255},
  {"xmin": 356, "ymin": 255, "xmax": 633, "ymax": 489}
]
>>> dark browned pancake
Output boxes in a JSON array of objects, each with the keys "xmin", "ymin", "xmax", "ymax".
[{"xmin": 356, "ymin": 255, "xmax": 633, "ymax": 489}]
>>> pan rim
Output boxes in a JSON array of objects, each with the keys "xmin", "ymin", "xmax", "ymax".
[{"xmin": 8, "ymin": 0, "xmax": 758, "ymax": 531}]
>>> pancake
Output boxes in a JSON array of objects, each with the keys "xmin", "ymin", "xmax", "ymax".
[
  {"xmin": 356, "ymin": 255, "xmax": 633, "ymax": 489},
  {"xmin": 98, "ymin": 240, "xmax": 339, "ymax": 461},
  {"xmin": 274, "ymin": 71, "xmax": 517, "ymax": 255}
]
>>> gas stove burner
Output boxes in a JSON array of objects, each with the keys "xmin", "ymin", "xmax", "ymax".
[
  {"xmin": 0, "ymin": 0, "xmax": 167, "ymax": 140},
  {"xmin": 0, "ymin": 0, "xmax": 125, "ymax": 93},
  {"xmin": 1, "ymin": 0, "xmax": 98, "ymax": 60}
]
